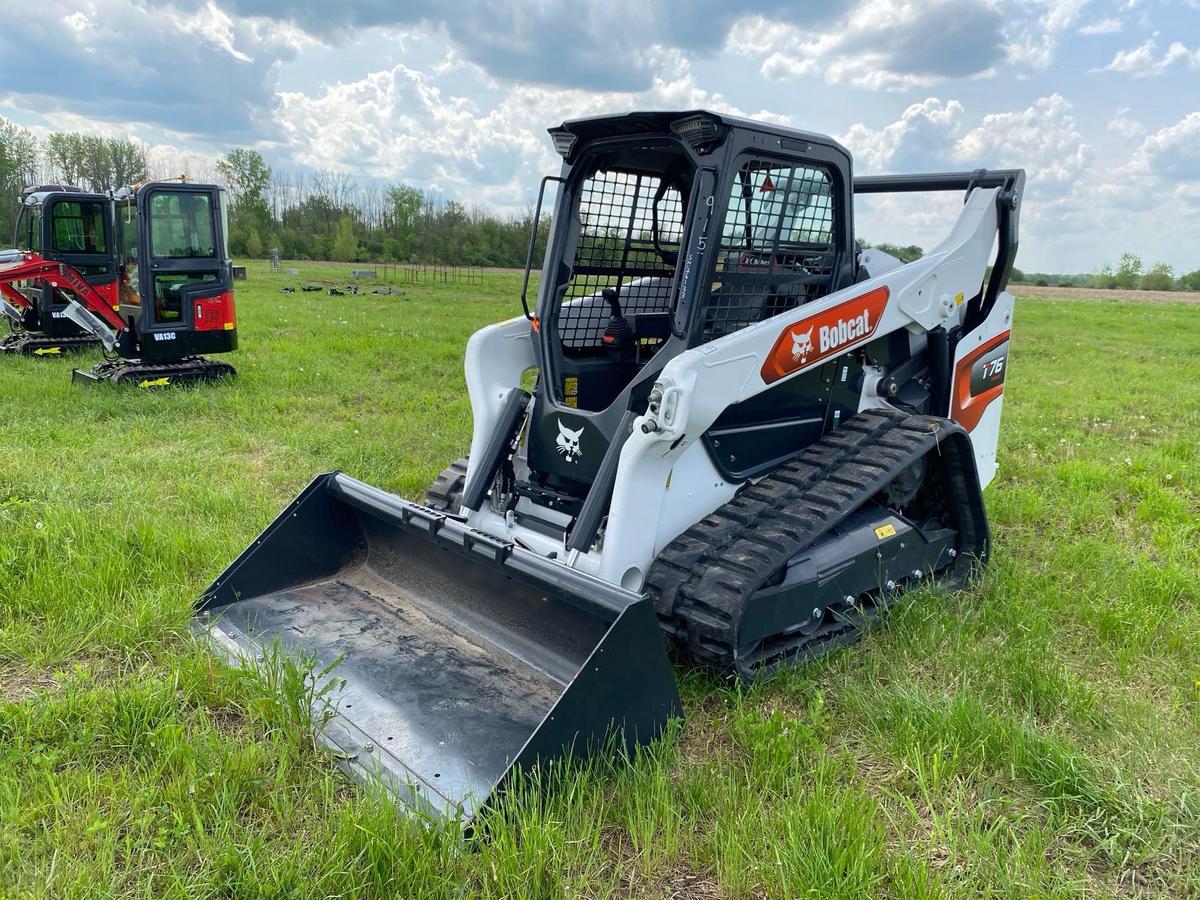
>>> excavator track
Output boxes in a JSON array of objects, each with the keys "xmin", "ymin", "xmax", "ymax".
[
  {"xmin": 0, "ymin": 332, "xmax": 101, "ymax": 356},
  {"xmin": 73, "ymin": 356, "xmax": 236, "ymax": 387},
  {"xmin": 645, "ymin": 409, "xmax": 989, "ymax": 678}
]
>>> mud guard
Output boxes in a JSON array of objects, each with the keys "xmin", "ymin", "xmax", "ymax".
[{"xmin": 196, "ymin": 472, "xmax": 682, "ymax": 823}]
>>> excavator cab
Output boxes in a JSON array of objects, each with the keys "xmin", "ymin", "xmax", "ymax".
[
  {"xmin": 1, "ymin": 187, "xmax": 118, "ymax": 356},
  {"xmin": 106, "ymin": 183, "xmax": 238, "ymax": 365}
]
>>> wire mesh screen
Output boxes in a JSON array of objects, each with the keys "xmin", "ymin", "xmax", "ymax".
[
  {"xmin": 559, "ymin": 170, "xmax": 683, "ymax": 352},
  {"xmin": 703, "ymin": 161, "xmax": 837, "ymax": 342}
]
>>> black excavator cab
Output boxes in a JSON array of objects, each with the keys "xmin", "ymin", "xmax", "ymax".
[
  {"xmin": 72, "ymin": 182, "xmax": 238, "ymax": 385},
  {"xmin": 1, "ymin": 187, "xmax": 118, "ymax": 356}
]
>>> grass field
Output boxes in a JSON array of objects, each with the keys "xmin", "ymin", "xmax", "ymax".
[{"xmin": 1, "ymin": 261, "xmax": 1198, "ymax": 898}]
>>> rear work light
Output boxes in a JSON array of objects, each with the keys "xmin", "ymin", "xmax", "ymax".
[
  {"xmin": 194, "ymin": 291, "xmax": 236, "ymax": 331},
  {"xmin": 670, "ymin": 115, "xmax": 722, "ymax": 152},
  {"xmin": 550, "ymin": 129, "xmax": 578, "ymax": 160}
]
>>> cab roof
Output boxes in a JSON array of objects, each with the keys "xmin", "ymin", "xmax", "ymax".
[{"xmin": 551, "ymin": 109, "xmax": 852, "ymax": 161}]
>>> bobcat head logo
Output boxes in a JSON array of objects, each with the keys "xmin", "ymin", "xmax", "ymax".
[
  {"xmin": 555, "ymin": 419, "xmax": 584, "ymax": 463},
  {"xmin": 791, "ymin": 326, "xmax": 814, "ymax": 363}
]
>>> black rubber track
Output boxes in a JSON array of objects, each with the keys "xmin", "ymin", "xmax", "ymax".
[
  {"xmin": 425, "ymin": 457, "xmax": 469, "ymax": 513},
  {"xmin": 644, "ymin": 409, "xmax": 989, "ymax": 678},
  {"xmin": 0, "ymin": 332, "xmax": 101, "ymax": 355},
  {"xmin": 78, "ymin": 356, "xmax": 236, "ymax": 386}
]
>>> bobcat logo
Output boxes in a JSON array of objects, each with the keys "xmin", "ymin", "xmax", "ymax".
[
  {"xmin": 790, "ymin": 326, "xmax": 814, "ymax": 363},
  {"xmin": 555, "ymin": 419, "xmax": 584, "ymax": 463}
]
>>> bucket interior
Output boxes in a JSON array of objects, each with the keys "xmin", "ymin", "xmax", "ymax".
[{"xmin": 209, "ymin": 511, "xmax": 611, "ymax": 819}]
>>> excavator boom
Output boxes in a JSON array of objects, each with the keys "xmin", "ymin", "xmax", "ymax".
[{"xmin": 0, "ymin": 252, "xmax": 126, "ymax": 333}]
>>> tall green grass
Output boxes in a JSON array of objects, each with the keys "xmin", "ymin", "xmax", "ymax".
[{"xmin": 1, "ymin": 263, "xmax": 1197, "ymax": 897}]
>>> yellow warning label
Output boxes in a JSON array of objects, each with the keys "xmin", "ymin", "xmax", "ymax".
[
  {"xmin": 32, "ymin": 347, "xmax": 62, "ymax": 355},
  {"xmin": 874, "ymin": 523, "xmax": 897, "ymax": 540},
  {"xmin": 563, "ymin": 376, "xmax": 578, "ymax": 396},
  {"xmin": 138, "ymin": 377, "xmax": 171, "ymax": 388},
  {"xmin": 954, "ymin": 292, "xmax": 965, "ymax": 306},
  {"xmin": 563, "ymin": 396, "xmax": 577, "ymax": 408}
]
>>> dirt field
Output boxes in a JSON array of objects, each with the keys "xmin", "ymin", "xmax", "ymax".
[{"xmin": 1013, "ymin": 283, "xmax": 1200, "ymax": 303}]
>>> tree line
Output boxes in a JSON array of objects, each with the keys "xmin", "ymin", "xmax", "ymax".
[
  {"xmin": 1013, "ymin": 253, "xmax": 1200, "ymax": 292},
  {"xmin": 867, "ymin": 242, "xmax": 1200, "ymax": 292},
  {"xmin": 0, "ymin": 118, "xmax": 549, "ymax": 268}
]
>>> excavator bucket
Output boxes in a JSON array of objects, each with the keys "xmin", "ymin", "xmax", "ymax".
[{"xmin": 197, "ymin": 473, "xmax": 682, "ymax": 823}]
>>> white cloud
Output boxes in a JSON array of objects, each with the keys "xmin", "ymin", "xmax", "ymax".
[
  {"xmin": 840, "ymin": 93, "xmax": 1091, "ymax": 192},
  {"xmin": 1041, "ymin": 0, "xmax": 1091, "ymax": 32},
  {"xmin": 841, "ymin": 94, "xmax": 1104, "ymax": 264},
  {"xmin": 731, "ymin": 0, "xmax": 1005, "ymax": 92},
  {"xmin": 1107, "ymin": 107, "xmax": 1146, "ymax": 138},
  {"xmin": 840, "ymin": 98, "xmax": 964, "ymax": 173},
  {"xmin": 0, "ymin": 0, "xmax": 303, "ymax": 138},
  {"xmin": 953, "ymin": 94, "xmax": 1093, "ymax": 190},
  {"xmin": 273, "ymin": 59, "xmax": 793, "ymax": 208},
  {"xmin": 1078, "ymin": 17, "xmax": 1122, "ymax": 34},
  {"xmin": 1006, "ymin": 0, "xmax": 1093, "ymax": 70},
  {"xmin": 1101, "ymin": 39, "xmax": 1200, "ymax": 76},
  {"xmin": 1136, "ymin": 111, "xmax": 1200, "ymax": 181}
]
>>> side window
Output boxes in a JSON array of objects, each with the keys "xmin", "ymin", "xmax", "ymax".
[
  {"xmin": 19, "ymin": 207, "xmax": 42, "ymax": 252},
  {"xmin": 51, "ymin": 201, "xmax": 108, "ymax": 254},
  {"xmin": 153, "ymin": 273, "xmax": 217, "ymax": 323},
  {"xmin": 117, "ymin": 202, "xmax": 139, "ymax": 262},
  {"xmin": 703, "ymin": 159, "xmax": 837, "ymax": 342},
  {"xmin": 116, "ymin": 201, "xmax": 141, "ymax": 308}
]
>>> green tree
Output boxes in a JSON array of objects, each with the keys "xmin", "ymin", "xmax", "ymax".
[
  {"xmin": 217, "ymin": 149, "xmax": 273, "ymax": 258},
  {"xmin": 0, "ymin": 117, "xmax": 38, "ymax": 242},
  {"xmin": 216, "ymin": 149, "xmax": 271, "ymax": 208},
  {"xmin": 332, "ymin": 217, "xmax": 359, "ymax": 261},
  {"xmin": 871, "ymin": 242, "xmax": 923, "ymax": 263},
  {"xmin": 1140, "ymin": 261, "xmax": 1174, "ymax": 291},
  {"xmin": 1114, "ymin": 252, "xmax": 1143, "ymax": 290},
  {"xmin": 1179, "ymin": 269, "xmax": 1200, "ymax": 291},
  {"xmin": 46, "ymin": 133, "xmax": 147, "ymax": 191},
  {"xmin": 386, "ymin": 184, "xmax": 423, "ymax": 260}
]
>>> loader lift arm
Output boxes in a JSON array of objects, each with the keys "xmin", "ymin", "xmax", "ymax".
[{"xmin": 853, "ymin": 168, "xmax": 1024, "ymax": 330}]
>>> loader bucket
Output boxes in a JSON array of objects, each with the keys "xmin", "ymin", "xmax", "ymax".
[{"xmin": 197, "ymin": 472, "xmax": 682, "ymax": 823}]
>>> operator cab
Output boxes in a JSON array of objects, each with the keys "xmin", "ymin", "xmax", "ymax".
[
  {"xmin": 12, "ymin": 186, "xmax": 117, "ymax": 337},
  {"xmin": 515, "ymin": 111, "xmax": 856, "ymax": 512},
  {"xmin": 112, "ymin": 182, "xmax": 237, "ymax": 362}
]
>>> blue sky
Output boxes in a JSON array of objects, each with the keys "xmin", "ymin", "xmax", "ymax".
[{"xmin": 0, "ymin": 0, "xmax": 1196, "ymax": 273}]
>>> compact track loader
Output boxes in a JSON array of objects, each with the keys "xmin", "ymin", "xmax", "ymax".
[
  {"xmin": 1, "ymin": 186, "xmax": 120, "ymax": 356},
  {"xmin": 0, "ymin": 181, "xmax": 237, "ymax": 385},
  {"xmin": 200, "ymin": 111, "xmax": 1022, "ymax": 822}
]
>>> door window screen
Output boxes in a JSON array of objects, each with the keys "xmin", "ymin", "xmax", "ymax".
[
  {"xmin": 703, "ymin": 160, "xmax": 837, "ymax": 342},
  {"xmin": 559, "ymin": 170, "xmax": 683, "ymax": 352}
]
